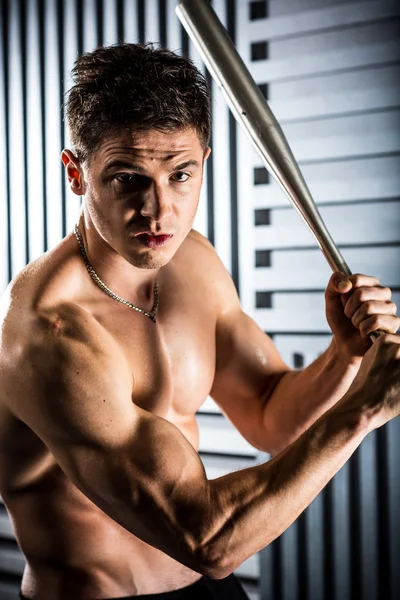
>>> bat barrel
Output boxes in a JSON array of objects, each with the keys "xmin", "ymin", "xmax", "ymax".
[{"xmin": 176, "ymin": 0, "xmax": 351, "ymax": 276}]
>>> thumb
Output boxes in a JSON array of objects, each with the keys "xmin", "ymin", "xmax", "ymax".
[{"xmin": 325, "ymin": 272, "xmax": 353, "ymax": 300}]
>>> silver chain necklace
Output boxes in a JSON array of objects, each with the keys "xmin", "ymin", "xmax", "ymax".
[{"xmin": 74, "ymin": 224, "xmax": 159, "ymax": 324}]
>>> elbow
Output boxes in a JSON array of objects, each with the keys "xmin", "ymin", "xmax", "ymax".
[
  {"xmin": 194, "ymin": 522, "xmax": 236, "ymax": 580},
  {"xmin": 189, "ymin": 482, "xmax": 237, "ymax": 580},
  {"xmin": 197, "ymin": 548, "xmax": 235, "ymax": 580}
]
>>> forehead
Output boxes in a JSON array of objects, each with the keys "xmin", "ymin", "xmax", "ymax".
[{"xmin": 94, "ymin": 127, "xmax": 204, "ymax": 164}]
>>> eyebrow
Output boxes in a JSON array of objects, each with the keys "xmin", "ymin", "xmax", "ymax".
[{"xmin": 103, "ymin": 159, "xmax": 201, "ymax": 173}]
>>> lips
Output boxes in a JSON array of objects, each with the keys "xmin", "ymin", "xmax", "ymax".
[
  {"xmin": 136, "ymin": 233, "xmax": 173, "ymax": 248},
  {"xmin": 135, "ymin": 232, "xmax": 171, "ymax": 236}
]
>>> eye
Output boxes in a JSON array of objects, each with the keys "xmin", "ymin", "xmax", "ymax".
[
  {"xmin": 171, "ymin": 171, "xmax": 190, "ymax": 183},
  {"xmin": 115, "ymin": 173, "xmax": 136, "ymax": 184}
]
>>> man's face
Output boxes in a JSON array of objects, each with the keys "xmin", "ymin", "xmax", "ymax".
[{"xmin": 65, "ymin": 127, "xmax": 210, "ymax": 270}]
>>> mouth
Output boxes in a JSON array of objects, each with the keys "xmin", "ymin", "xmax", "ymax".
[{"xmin": 135, "ymin": 233, "xmax": 174, "ymax": 248}]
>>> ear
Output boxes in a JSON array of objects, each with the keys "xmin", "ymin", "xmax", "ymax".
[
  {"xmin": 61, "ymin": 149, "xmax": 86, "ymax": 196},
  {"xmin": 203, "ymin": 147, "xmax": 211, "ymax": 162}
]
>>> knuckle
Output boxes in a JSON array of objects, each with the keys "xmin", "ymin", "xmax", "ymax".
[
  {"xmin": 352, "ymin": 274, "xmax": 362, "ymax": 285},
  {"xmin": 353, "ymin": 288, "xmax": 365, "ymax": 302},
  {"xmin": 363, "ymin": 300, "xmax": 375, "ymax": 312},
  {"xmin": 368, "ymin": 314, "xmax": 380, "ymax": 329},
  {"xmin": 344, "ymin": 303, "xmax": 353, "ymax": 318}
]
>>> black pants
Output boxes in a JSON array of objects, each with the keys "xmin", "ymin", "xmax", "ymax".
[{"xmin": 19, "ymin": 573, "xmax": 250, "ymax": 599}]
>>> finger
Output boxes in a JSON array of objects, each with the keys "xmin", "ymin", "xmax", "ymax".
[
  {"xmin": 351, "ymin": 300, "xmax": 397, "ymax": 328},
  {"xmin": 343, "ymin": 286, "xmax": 392, "ymax": 319},
  {"xmin": 376, "ymin": 332, "xmax": 400, "ymax": 345},
  {"xmin": 358, "ymin": 314, "xmax": 400, "ymax": 338},
  {"xmin": 325, "ymin": 272, "xmax": 353, "ymax": 296},
  {"xmin": 326, "ymin": 272, "xmax": 381, "ymax": 298},
  {"xmin": 347, "ymin": 273, "xmax": 381, "ymax": 288}
]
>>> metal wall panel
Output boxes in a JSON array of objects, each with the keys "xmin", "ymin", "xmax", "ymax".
[{"xmin": 239, "ymin": 1, "xmax": 400, "ymax": 600}]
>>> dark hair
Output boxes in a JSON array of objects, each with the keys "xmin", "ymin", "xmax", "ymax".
[{"xmin": 64, "ymin": 43, "xmax": 211, "ymax": 165}]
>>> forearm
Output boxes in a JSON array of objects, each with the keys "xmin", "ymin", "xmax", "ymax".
[
  {"xmin": 260, "ymin": 338, "xmax": 361, "ymax": 455},
  {"xmin": 204, "ymin": 393, "xmax": 369, "ymax": 578}
]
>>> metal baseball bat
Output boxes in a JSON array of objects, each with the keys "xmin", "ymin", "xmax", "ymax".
[{"xmin": 176, "ymin": 0, "xmax": 383, "ymax": 341}]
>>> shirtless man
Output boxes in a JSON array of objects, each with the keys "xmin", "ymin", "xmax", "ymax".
[{"xmin": 0, "ymin": 43, "xmax": 399, "ymax": 600}]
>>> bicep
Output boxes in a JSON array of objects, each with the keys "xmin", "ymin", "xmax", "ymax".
[{"xmin": 210, "ymin": 308, "xmax": 291, "ymax": 450}]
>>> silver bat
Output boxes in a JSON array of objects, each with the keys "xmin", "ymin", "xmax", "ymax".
[{"xmin": 176, "ymin": 0, "xmax": 383, "ymax": 341}]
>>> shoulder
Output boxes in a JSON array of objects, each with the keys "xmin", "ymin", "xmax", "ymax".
[
  {"xmin": 0, "ymin": 241, "xmax": 112, "ymax": 381},
  {"xmin": 1, "ymin": 233, "xmax": 80, "ymax": 319},
  {"xmin": 182, "ymin": 229, "xmax": 241, "ymax": 315},
  {"xmin": 0, "ymin": 290, "xmax": 130, "ymax": 425}
]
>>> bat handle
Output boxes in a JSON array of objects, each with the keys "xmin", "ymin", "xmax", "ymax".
[{"xmin": 370, "ymin": 330, "xmax": 386, "ymax": 341}]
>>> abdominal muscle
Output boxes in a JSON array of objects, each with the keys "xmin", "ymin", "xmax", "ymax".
[{"xmin": 5, "ymin": 415, "xmax": 204, "ymax": 600}]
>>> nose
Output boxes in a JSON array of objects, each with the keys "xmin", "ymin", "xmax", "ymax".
[{"xmin": 140, "ymin": 182, "xmax": 173, "ymax": 222}]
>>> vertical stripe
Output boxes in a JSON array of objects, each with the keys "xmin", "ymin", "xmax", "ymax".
[
  {"xmin": 27, "ymin": 0, "xmax": 45, "ymax": 262},
  {"xmin": 9, "ymin": 0, "xmax": 27, "ymax": 275},
  {"xmin": 322, "ymin": 484, "xmax": 335, "ymax": 600},
  {"xmin": 144, "ymin": 0, "xmax": 159, "ymax": 45},
  {"xmin": 306, "ymin": 493, "xmax": 324, "ymax": 600},
  {"xmin": 0, "ymin": 0, "xmax": 12, "ymax": 283},
  {"xmin": 226, "ymin": 0, "xmax": 239, "ymax": 293},
  {"xmin": 349, "ymin": 452, "xmax": 362, "ymax": 599},
  {"xmin": 96, "ymin": 0, "xmax": 104, "ymax": 46},
  {"xmin": 123, "ymin": 0, "xmax": 139, "ymax": 43},
  {"xmin": 205, "ymin": 70, "xmax": 215, "ymax": 246},
  {"xmin": 297, "ymin": 511, "xmax": 308, "ymax": 600},
  {"xmin": 19, "ymin": 0, "xmax": 30, "ymax": 265},
  {"xmin": 117, "ymin": 0, "xmax": 124, "ymax": 42},
  {"xmin": 44, "ymin": 0, "xmax": 63, "ymax": 251},
  {"xmin": 272, "ymin": 538, "xmax": 283, "ymax": 600},
  {"xmin": 388, "ymin": 417, "xmax": 400, "ymax": 599},
  {"xmin": 166, "ymin": 0, "xmax": 181, "ymax": 54},
  {"xmin": 137, "ymin": 0, "xmax": 145, "ymax": 43},
  {"xmin": 83, "ymin": 0, "xmax": 98, "ymax": 54},
  {"xmin": 332, "ymin": 464, "xmax": 351, "ymax": 599},
  {"xmin": 63, "ymin": 0, "xmax": 82, "ymax": 233},
  {"xmin": 76, "ymin": 0, "xmax": 83, "ymax": 56},
  {"xmin": 103, "ymin": 0, "xmax": 119, "ymax": 46},
  {"xmin": 360, "ymin": 432, "xmax": 379, "ymax": 600},
  {"xmin": 259, "ymin": 533, "xmax": 274, "ymax": 600},
  {"xmin": 158, "ymin": 0, "xmax": 167, "ymax": 47},
  {"xmin": 57, "ymin": 0, "xmax": 67, "ymax": 238},
  {"xmin": 281, "ymin": 523, "xmax": 298, "ymax": 600},
  {"xmin": 376, "ymin": 427, "xmax": 391, "ymax": 600}
]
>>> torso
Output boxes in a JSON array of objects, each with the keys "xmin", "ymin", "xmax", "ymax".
[{"xmin": 0, "ymin": 229, "xmax": 220, "ymax": 598}]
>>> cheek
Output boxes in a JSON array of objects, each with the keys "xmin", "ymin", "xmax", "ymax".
[
  {"xmin": 181, "ymin": 193, "xmax": 200, "ymax": 225},
  {"xmin": 84, "ymin": 186, "xmax": 120, "ymax": 234}
]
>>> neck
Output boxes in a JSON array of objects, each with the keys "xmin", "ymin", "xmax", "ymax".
[{"xmin": 76, "ymin": 212, "xmax": 159, "ymax": 308}]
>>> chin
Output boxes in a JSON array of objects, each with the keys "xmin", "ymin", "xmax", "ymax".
[{"xmin": 129, "ymin": 251, "xmax": 172, "ymax": 270}]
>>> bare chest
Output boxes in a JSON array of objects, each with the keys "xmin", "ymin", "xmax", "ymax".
[{"xmin": 89, "ymin": 286, "xmax": 217, "ymax": 421}]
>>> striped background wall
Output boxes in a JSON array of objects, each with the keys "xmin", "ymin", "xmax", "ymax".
[
  {"xmin": 0, "ymin": 1, "xmax": 399, "ymax": 599},
  {"xmin": 234, "ymin": 2, "xmax": 400, "ymax": 600}
]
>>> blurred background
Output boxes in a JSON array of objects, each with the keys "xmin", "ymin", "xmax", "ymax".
[{"xmin": 0, "ymin": 0, "xmax": 399, "ymax": 599}]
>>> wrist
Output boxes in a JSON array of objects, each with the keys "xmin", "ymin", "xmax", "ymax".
[
  {"xmin": 330, "ymin": 336, "xmax": 363, "ymax": 369},
  {"xmin": 333, "ymin": 389, "xmax": 376, "ymax": 436}
]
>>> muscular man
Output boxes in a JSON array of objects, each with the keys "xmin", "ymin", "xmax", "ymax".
[{"xmin": 0, "ymin": 43, "xmax": 399, "ymax": 600}]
